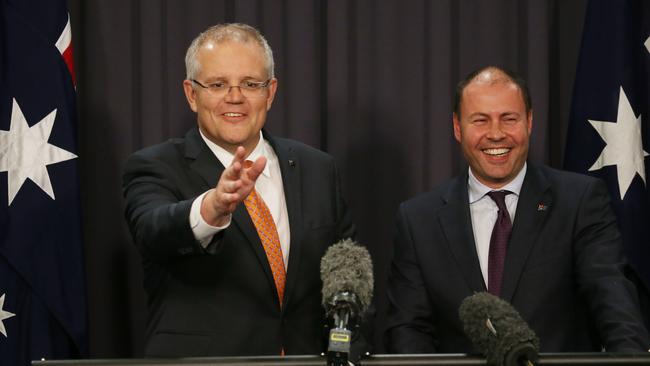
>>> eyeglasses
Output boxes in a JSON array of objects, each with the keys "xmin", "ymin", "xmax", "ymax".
[{"xmin": 190, "ymin": 79, "xmax": 271, "ymax": 98}]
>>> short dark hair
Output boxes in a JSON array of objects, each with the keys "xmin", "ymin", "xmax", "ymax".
[{"xmin": 453, "ymin": 66, "xmax": 532, "ymax": 118}]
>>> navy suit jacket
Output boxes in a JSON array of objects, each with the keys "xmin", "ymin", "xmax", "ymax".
[
  {"xmin": 123, "ymin": 127, "xmax": 357, "ymax": 357},
  {"xmin": 386, "ymin": 163, "xmax": 649, "ymax": 353}
]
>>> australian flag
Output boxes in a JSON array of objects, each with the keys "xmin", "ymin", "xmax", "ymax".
[
  {"xmin": 0, "ymin": 0, "xmax": 88, "ymax": 364},
  {"xmin": 564, "ymin": 0, "xmax": 650, "ymax": 323}
]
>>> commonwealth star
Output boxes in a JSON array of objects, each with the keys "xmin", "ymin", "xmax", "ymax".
[
  {"xmin": 0, "ymin": 293, "xmax": 16, "ymax": 337},
  {"xmin": 0, "ymin": 98, "xmax": 78, "ymax": 206},
  {"xmin": 588, "ymin": 87, "xmax": 649, "ymax": 199}
]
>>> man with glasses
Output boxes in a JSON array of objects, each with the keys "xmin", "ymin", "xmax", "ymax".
[{"xmin": 123, "ymin": 23, "xmax": 361, "ymax": 358}]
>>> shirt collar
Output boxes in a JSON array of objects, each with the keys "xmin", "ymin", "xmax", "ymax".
[
  {"xmin": 467, "ymin": 162, "xmax": 527, "ymax": 204},
  {"xmin": 198, "ymin": 129, "xmax": 272, "ymax": 178}
]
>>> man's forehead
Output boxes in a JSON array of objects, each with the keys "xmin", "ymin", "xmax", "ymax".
[
  {"xmin": 463, "ymin": 78, "xmax": 522, "ymax": 100},
  {"xmin": 196, "ymin": 41, "xmax": 267, "ymax": 75},
  {"xmin": 200, "ymin": 38, "xmax": 262, "ymax": 53},
  {"xmin": 467, "ymin": 74, "xmax": 518, "ymax": 91},
  {"xmin": 472, "ymin": 68, "xmax": 511, "ymax": 83},
  {"xmin": 460, "ymin": 79, "xmax": 527, "ymax": 115}
]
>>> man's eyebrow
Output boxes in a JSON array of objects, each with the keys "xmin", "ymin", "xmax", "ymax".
[
  {"xmin": 501, "ymin": 112, "xmax": 521, "ymax": 117},
  {"xmin": 468, "ymin": 112, "xmax": 489, "ymax": 118},
  {"xmin": 201, "ymin": 76, "xmax": 226, "ymax": 82}
]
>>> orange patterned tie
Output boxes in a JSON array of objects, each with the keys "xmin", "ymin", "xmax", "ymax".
[{"xmin": 243, "ymin": 183, "xmax": 286, "ymax": 306}]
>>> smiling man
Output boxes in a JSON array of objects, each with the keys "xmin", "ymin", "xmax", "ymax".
[
  {"xmin": 385, "ymin": 66, "xmax": 649, "ymax": 353},
  {"xmin": 123, "ymin": 23, "xmax": 362, "ymax": 358}
]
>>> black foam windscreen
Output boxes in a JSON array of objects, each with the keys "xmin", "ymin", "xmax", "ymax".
[
  {"xmin": 459, "ymin": 292, "xmax": 539, "ymax": 366},
  {"xmin": 320, "ymin": 238, "xmax": 373, "ymax": 314}
]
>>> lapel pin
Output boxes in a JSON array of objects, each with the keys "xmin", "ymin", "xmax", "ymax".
[
  {"xmin": 537, "ymin": 203, "xmax": 548, "ymax": 211},
  {"xmin": 288, "ymin": 159, "xmax": 295, "ymax": 167}
]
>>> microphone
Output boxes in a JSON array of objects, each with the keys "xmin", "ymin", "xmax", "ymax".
[
  {"xmin": 320, "ymin": 239, "xmax": 373, "ymax": 366},
  {"xmin": 459, "ymin": 292, "xmax": 539, "ymax": 366}
]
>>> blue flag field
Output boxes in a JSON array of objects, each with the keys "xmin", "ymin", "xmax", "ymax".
[
  {"xmin": 0, "ymin": 0, "xmax": 88, "ymax": 364},
  {"xmin": 565, "ymin": 0, "xmax": 650, "ymax": 299}
]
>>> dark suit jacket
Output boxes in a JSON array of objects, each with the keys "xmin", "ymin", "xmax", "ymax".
[
  {"xmin": 385, "ymin": 163, "xmax": 649, "ymax": 353},
  {"xmin": 123, "ymin": 127, "xmax": 356, "ymax": 357}
]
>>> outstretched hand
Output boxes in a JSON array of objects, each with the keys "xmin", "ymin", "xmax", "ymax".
[{"xmin": 200, "ymin": 146, "xmax": 266, "ymax": 226}]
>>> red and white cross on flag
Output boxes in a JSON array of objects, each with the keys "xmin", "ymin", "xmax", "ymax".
[{"xmin": 55, "ymin": 13, "xmax": 76, "ymax": 86}]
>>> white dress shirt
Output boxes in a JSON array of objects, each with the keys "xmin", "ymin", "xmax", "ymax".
[
  {"xmin": 189, "ymin": 130, "xmax": 291, "ymax": 268},
  {"xmin": 467, "ymin": 163, "xmax": 527, "ymax": 287}
]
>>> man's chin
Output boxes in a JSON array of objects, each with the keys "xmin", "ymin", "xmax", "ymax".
[
  {"xmin": 474, "ymin": 166, "xmax": 517, "ymax": 187},
  {"xmin": 223, "ymin": 134, "xmax": 261, "ymax": 151}
]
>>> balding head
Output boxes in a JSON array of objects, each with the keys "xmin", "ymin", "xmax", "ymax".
[
  {"xmin": 451, "ymin": 65, "xmax": 533, "ymax": 188},
  {"xmin": 453, "ymin": 66, "xmax": 531, "ymax": 119}
]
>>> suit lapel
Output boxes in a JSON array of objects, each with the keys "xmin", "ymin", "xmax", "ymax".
[
  {"xmin": 500, "ymin": 163, "xmax": 552, "ymax": 302},
  {"xmin": 265, "ymin": 132, "xmax": 303, "ymax": 308},
  {"xmin": 185, "ymin": 128, "xmax": 279, "ymax": 305},
  {"xmin": 231, "ymin": 205, "xmax": 278, "ymax": 299},
  {"xmin": 185, "ymin": 127, "xmax": 222, "ymax": 188},
  {"xmin": 438, "ymin": 174, "xmax": 487, "ymax": 293}
]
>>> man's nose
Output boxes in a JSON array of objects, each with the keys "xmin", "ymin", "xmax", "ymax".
[
  {"xmin": 224, "ymin": 85, "xmax": 245, "ymax": 102},
  {"xmin": 486, "ymin": 121, "xmax": 506, "ymax": 139}
]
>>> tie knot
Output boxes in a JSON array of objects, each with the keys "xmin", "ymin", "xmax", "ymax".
[
  {"xmin": 487, "ymin": 190, "xmax": 510, "ymax": 210},
  {"xmin": 243, "ymin": 160, "xmax": 253, "ymax": 168}
]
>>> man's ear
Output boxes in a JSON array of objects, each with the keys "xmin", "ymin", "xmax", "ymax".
[
  {"xmin": 183, "ymin": 79, "xmax": 198, "ymax": 112},
  {"xmin": 265, "ymin": 78, "xmax": 278, "ymax": 111},
  {"xmin": 453, "ymin": 113, "xmax": 462, "ymax": 143}
]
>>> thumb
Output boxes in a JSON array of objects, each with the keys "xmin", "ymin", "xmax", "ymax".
[{"xmin": 245, "ymin": 156, "xmax": 267, "ymax": 182}]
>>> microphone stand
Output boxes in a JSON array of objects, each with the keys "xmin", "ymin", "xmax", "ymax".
[
  {"xmin": 505, "ymin": 342, "xmax": 537, "ymax": 366},
  {"xmin": 327, "ymin": 292, "xmax": 359, "ymax": 366}
]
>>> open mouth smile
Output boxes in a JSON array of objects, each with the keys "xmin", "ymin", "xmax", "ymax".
[{"xmin": 482, "ymin": 148, "xmax": 511, "ymax": 156}]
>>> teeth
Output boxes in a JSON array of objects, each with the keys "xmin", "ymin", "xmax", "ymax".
[
  {"xmin": 483, "ymin": 148, "xmax": 510, "ymax": 156},
  {"xmin": 224, "ymin": 113, "xmax": 243, "ymax": 117}
]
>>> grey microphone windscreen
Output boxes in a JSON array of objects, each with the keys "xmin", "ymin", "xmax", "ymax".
[
  {"xmin": 459, "ymin": 292, "xmax": 539, "ymax": 366},
  {"xmin": 320, "ymin": 238, "xmax": 373, "ymax": 313}
]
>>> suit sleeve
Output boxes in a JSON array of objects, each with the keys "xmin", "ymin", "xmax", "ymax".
[
  {"xmin": 384, "ymin": 203, "xmax": 438, "ymax": 353},
  {"xmin": 122, "ymin": 151, "xmax": 209, "ymax": 263},
  {"xmin": 574, "ymin": 178, "xmax": 650, "ymax": 351}
]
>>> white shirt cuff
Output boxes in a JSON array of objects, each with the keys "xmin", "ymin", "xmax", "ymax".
[{"xmin": 190, "ymin": 190, "xmax": 231, "ymax": 248}]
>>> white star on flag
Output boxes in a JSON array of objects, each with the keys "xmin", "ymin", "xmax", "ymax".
[
  {"xmin": 0, "ymin": 98, "xmax": 78, "ymax": 206},
  {"xmin": 588, "ymin": 87, "xmax": 649, "ymax": 200},
  {"xmin": 0, "ymin": 293, "xmax": 16, "ymax": 337}
]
